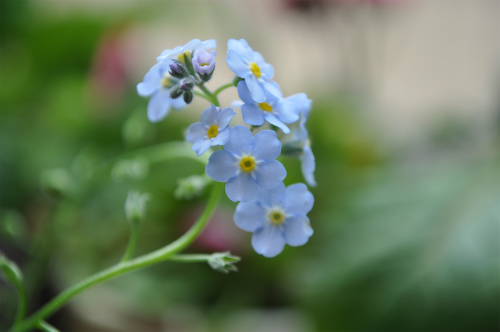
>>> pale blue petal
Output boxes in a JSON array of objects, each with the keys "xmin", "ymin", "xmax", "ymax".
[
  {"xmin": 206, "ymin": 151, "xmax": 238, "ymax": 182},
  {"xmin": 245, "ymin": 74, "xmax": 266, "ymax": 103},
  {"xmin": 192, "ymin": 138, "xmax": 212, "ymax": 156},
  {"xmin": 241, "ymin": 104, "xmax": 265, "ymax": 126},
  {"xmin": 137, "ymin": 63, "xmax": 162, "ymax": 97},
  {"xmin": 224, "ymin": 125, "xmax": 253, "ymax": 156},
  {"xmin": 210, "ymin": 128, "xmax": 229, "ymax": 146},
  {"xmin": 201, "ymin": 105, "xmax": 218, "ymax": 126},
  {"xmin": 182, "ymin": 39, "xmax": 202, "ymax": 51},
  {"xmin": 265, "ymin": 113, "xmax": 290, "ymax": 134},
  {"xmin": 255, "ymin": 182, "xmax": 286, "ymax": 208},
  {"xmin": 276, "ymin": 99, "xmax": 300, "ymax": 123},
  {"xmin": 251, "ymin": 225, "xmax": 286, "ymax": 258},
  {"xmin": 283, "ymin": 183, "xmax": 314, "ymax": 215},
  {"xmin": 228, "ymin": 39, "xmax": 251, "ymax": 53},
  {"xmin": 254, "ymin": 160, "xmax": 286, "ymax": 190},
  {"xmin": 225, "ymin": 173, "xmax": 259, "ymax": 202},
  {"xmin": 252, "ymin": 130, "xmax": 281, "ymax": 160},
  {"xmin": 259, "ymin": 62, "xmax": 274, "ymax": 80},
  {"xmin": 147, "ymin": 90, "xmax": 171, "ymax": 123},
  {"xmin": 263, "ymin": 81, "xmax": 282, "ymax": 98},
  {"xmin": 237, "ymin": 81, "xmax": 256, "ymax": 105},
  {"xmin": 217, "ymin": 107, "xmax": 236, "ymax": 129},
  {"xmin": 186, "ymin": 122, "xmax": 207, "ymax": 143},
  {"xmin": 234, "ymin": 201, "xmax": 267, "ymax": 232},
  {"xmin": 283, "ymin": 216, "xmax": 313, "ymax": 246},
  {"xmin": 301, "ymin": 147, "xmax": 317, "ymax": 187},
  {"xmin": 200, "ymin": 39, "xmax": 217, "ymax": 50},
  {"xmin": 157, "ymin": 46, "xmax": 182, "ymax": 62},
  {"xmin": 227, "ymin": 50, "xmax": 249, "ymax": 77}
]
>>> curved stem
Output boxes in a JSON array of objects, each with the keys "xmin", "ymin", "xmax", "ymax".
[
  {"xmin": 196, "ymin": 84, "xmax": 219, "ymax": 106},
  {"xmin": 13, "ymin": 279, "xmax": 26, "ymax": 326},
  {"xmin": 193, "ymin": 90, "xmax": 213, "ymax": 103},
  {"xmin": 10, "ymin": 181, "xmax": 224, "ymax": 332},
  {"xmin": 121, "ymin": 221, "xmax": 139, "ymax": 262},
  {"xmin": 213, "ymin": 82, "xmax": 234, "ymax": 98}
]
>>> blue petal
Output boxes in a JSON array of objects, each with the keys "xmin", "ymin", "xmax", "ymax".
[
  {"xmin": 147, "ymin": 90, "xmax": 171, "ymax": 122},
  {"xmin": 237, "ymin": 81, "xmax": 256, "ymax": 105},
  {"xmin": 245, "ymin": 74, "xmax": 266, "ymax": 103},
  {"xmin": 227, "ymin": 50, "xmax": 249, "ymax": 77},
  {"xmin": 228, "ymin": 39, "xmax": 251, "ymax": 54},
  {"xmin": 241, "ymin": 104, "xmax": 265, "ymax": 126},
  {"xmin": 225, "ymin": 173, "xmax": 259, "ymax": 202},
  {"xmin": 206, "ymin": 151, "xmax": 238, "ymax": 182},
  {"xmin": 192, "ymin": 138, "xmax": 212, "ymax": 156},
  {"xmin": 201, "ymin": 105, "xmax": 218, "ymax": 126},
  {"xmin": 264, "ymin": 81, "xmax": 282, "ymax": 98},
  {"xmin": 217, "ymin": 107, "xmax": 235, "ymax": 129},
  {"xmin": 254, "ymin": 160, "xmax": 286, "ymax": 190},
  {"xmin": 283, "ymin": 216, "xmax": 313, "ymax": 246},
  {"xmin": 157, "ymin": 46, "xmax": 182, "ymax": 62},
  {"xmin": 200, "ymin": 39, "xmax": 217, "ymax": 50},
  {"xmin": 234, "ymin": 201, "xmax": 267, "ymax": 232},
  {"xmin": 283, "ymin": 183, "xmax": 314, "ymax": 215},
  {"xmin": 255, "ymin": 182, "xmax": 286, "ymax": 208},
  {"xmin": 259, "ymin": 62, "xmax": 274, "ymax": 80},
  {"xmin": 276, "ymin": 99, "xmax": 300, "ymax": 123},
  {"xmin": 210, "ymin": 128, "xmax": 229, "ymax": 146},
  {"xmin": 137, "ymin": 63, "xmax": 162, "ymax": 97},
  {"xmin": 265, "ymin": 113, "xmax": 290, "ymax": 134},
  {"xmin": 301, "ymin": 146, "xmax": 317, "ymax": 187},
  {"xmin": 224, "ymin": 125, "xmax": 253, "ymax": 156},
  {"xmin": 251, "ymin": 225, "xmax": 286, "ymax": 258},
  {"xmin": 252, "ymin": 130, "xmax": 281, "ymax": 160},
  {"xmin": 186, "ymin": 122, "xmax": 207, "ymax": 143}
]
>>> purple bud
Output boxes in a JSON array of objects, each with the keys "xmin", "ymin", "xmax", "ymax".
[
  {"xmin": 193, "ymin": 49, "xmax": 216, "ymax": 76},
  {"xmin": 180, "ymin": 79, "xmax": 194, "ymax": 91}
]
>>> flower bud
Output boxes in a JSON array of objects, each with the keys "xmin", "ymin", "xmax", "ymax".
[
  {"xmin": 183, "ymin": 90, "xmax": 194, "ymax": 104},
  {"xmin": 193, "ymin": 49, "xmax": 216, "ymax": 82},
  {"xmin": 168, "ymin": 62, "xmax": 188, "ymax": 79},
  {"xmin": 174, "ymin": 175, "xmax": 211, "ymax": 200},
  {"xmin": 169, "ymin": 84, "xmax": 183, "ymax": 99},
  {"xmin": 179, "ymin": 79, "xmax": 194, "ymax": 92},
  {"xmin": 207, "ymin": 251, "xmax": 240, "ymax": 273},
  {"xmin": 111, "ymin": 158, "xmax": 149, "ymax": 181},
  {"xmin": 125, "ymin": 191, "xmax": 149, "ymax": 224}
]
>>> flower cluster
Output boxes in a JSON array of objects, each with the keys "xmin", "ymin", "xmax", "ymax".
[{"xmin": 138, "ymin": 39, "xmax": 316, "ymax": 257}]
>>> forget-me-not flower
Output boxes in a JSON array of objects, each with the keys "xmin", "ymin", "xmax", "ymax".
[
  {"xmin": 237, "ymin": 81, "xmax": 300, "ymax": 134},
  {"xmin": 226, "ymin": 39, "xmax": 279, "ymax": 103},
  {"xmin": 156, "ymin": 39, "xmax": 216, "ymax": 63},
  {"xmin": 137, "ymin": 60, "xmax": 187, "ymax": 122},
  {"xmin": 282, "ymin": 93, "xmax": 316, "ymax": 187},
  {"xmin": 206, "ymin": 125, "xmax": 286, "ymax": 202},
  {"xmin": 234, "ymin": 182, "xmax": 314, "ymax": 258},
  {"xmin": 186, "ymin": 105, "xmax": 235, "ymax": 156},
  {"xmin": 193, "ymin": 49, "xmax": 216, "ymax": 80}
]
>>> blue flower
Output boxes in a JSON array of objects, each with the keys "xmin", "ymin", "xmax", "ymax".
[
  {"xmin": 226, "ymin": 39, "xmax": 279, "ymax": 103},
  {"xmin": 156, "ymin": 39, "xmax": 216, "ymax": 63},
  {"xmin": 237, "ymin": 81, "xmax": 300, "ymax": 134},
  {"xmin": 137, "ymin": 60, "xmax": 187, "ymax": 123},
  {"xmin": 206, "ymin": 125, "xmax": 286, "ymax": 202},
  {"xmin": 234, "ymin": 182, "xmax": 314, "ymax": 258},
  {"xmin": 283, "ymin": 93, "xmax": 316, "ymax": 187},
  {"xmin": 186, "ymin": 105, "xmax": 235, "ymax": 156},
  {"xmin": 193, "ymin": 49, "xmax": 216, "ymax": 77}
]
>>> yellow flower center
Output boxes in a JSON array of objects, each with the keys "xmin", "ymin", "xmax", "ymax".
[
  {"xmin": 207, "ymin": 125, "xmax": 218, "ymax": 139},
  {"xmin": 177, "ymin": 50, "xmax": 191, "ymax": 64},
  {"xmin": 268, "ymin": 210, "xmax": 285, "ymax": 225},
  {"xmin": 161, "ymin": 74, "xmax": 173, "ymax": 88},
  {"xmin": 259, "ymin": 102, "xmax": 273, "ymax": 112},
  {"xmin": 239, "ymin": 156, "xmax": 256, "ymax": 173},
  {"xmin": 200, "ymin": 62, "xmax": 210, "ymax": 67},
  {"xmin": 249, "ymin": 62, "xmax": 262, "ymax": 78}
]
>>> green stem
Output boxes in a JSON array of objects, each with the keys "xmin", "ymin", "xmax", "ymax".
[
  {"xmin": 213, "ymin": 82, "xmax": 234, "ymax": 98},
  {"xmin": 193, "ymin": 90, "xmax": 213, "ymax": 104},
  {"xmin": 37, "ymin": 320, "xmax": 60, "ymax": 332},
  {"xmin": 168, "ymin": 253, "xmax": 213, "ymax": 263},
  {"xmin": 10, "ymin": 181, "xmax": 224, "ymax": 332},
  {"xmin": 196, "ymin": 84, "xmax": 219, "ymax": 106},
  {"xmin": 13, "ymin": 279, "xmax": 26, "ymax": 326},
  {"xmin": 121, "ymin": 221, "xmax": 140, "ymax": 262}
]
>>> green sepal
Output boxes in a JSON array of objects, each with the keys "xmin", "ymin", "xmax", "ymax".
[{"xmin": 183, "ymin": 52, "xmax": 195, "ymax": 76}]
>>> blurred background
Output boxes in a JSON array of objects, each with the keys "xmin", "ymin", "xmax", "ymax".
[{"xmin": 1, "ymin": 0, "xmax": 499, "ymax": 331}]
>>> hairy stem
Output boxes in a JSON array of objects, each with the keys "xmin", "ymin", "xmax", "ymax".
[{"xmin": 121, "ymin": 221, "xmax": 140, "ymax": 262}]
